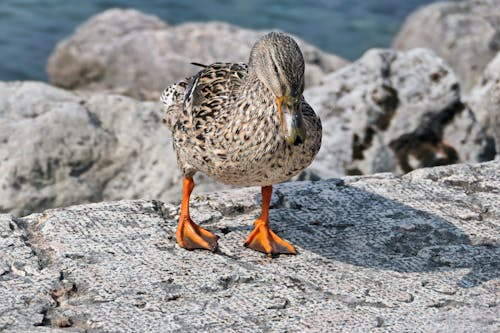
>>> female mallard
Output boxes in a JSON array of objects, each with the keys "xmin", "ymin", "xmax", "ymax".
[{"xmin": 161, "ymin": 32, "xmax": 322, "ymax": 255}]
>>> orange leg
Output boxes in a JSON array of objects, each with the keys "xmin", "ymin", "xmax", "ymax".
[
  {"xmin": 176, "ymin": 177, "xmax": 218, "ymax": 251},
  {"xmin": 244, "ymin": 185, "xmax": 296, "ymax": 255}
]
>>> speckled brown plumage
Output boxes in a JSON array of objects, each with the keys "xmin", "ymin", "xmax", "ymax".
[{"xmin": 161, "ymin": 54, "xmax": 321, "ymax": 186}]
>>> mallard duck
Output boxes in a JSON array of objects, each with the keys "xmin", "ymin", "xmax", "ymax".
[{"xmin": 161, "ymin": 32, "xmax": 322, "ymax": 255}]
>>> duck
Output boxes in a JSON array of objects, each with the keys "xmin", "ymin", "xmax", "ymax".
[{"xmin": 161, "ymin": 32, "xmax": 322, "ymax": 255}]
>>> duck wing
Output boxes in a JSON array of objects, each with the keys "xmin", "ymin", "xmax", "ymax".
[{"xmin": 183, "ymin": 63, "xmax": 247, "ymax": 144}]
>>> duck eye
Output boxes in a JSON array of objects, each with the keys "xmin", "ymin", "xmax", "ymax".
[{"xmin": 292, "ymin": 87, "xmax": 302, "ymax": 100}]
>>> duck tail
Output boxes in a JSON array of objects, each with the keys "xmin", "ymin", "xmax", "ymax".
[{"xmin": 190, "ymin": 62, "xmax": 208, "ymax": 68}]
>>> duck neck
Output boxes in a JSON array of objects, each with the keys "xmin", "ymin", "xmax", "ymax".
[{"xmin": 240, "ymin": 70, "xmax": 273, "ymax": 104}]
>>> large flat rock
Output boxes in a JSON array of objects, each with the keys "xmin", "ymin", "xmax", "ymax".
[{"xmin": 1, "ymin": 161, "xmax": 498, "ymax": 332}]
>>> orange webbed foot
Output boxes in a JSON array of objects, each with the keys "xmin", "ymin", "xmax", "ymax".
[
  {"xmin": 176, "ymin": 216, "xmax": 219, "ymax": 251},
  {"xmin": 244, "ymin": 219, "xmax": 296, "ymax": 255}
]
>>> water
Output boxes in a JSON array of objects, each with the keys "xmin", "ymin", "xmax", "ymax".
[{"xmin": 0, "ymin": 0, "xmax": 438, "ymax": 81}]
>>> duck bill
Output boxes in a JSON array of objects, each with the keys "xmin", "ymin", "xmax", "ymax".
[{"xmin": 277, "ymin": 98, "xmax": 306, "ymax": 145}]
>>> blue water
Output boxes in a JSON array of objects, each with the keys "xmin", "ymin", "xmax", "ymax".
[{"xmin": 0, "ymin": 0, "xmax": 438, "ymax": 81}]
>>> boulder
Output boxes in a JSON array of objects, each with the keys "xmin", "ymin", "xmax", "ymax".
[
  {"xmin": 467, "ymin": 52, "xmax": 500, "ymax": 155},
  {"xmin": 304, "ymin": 48, "xmax": 494, "ymax": 178},
  {"xmin": 0, "ymin": 81, "xmax": 229, "ymax": 217},
  {"xmin": 1, "ymin": 161, "xmax": 498, "ymax": 331},
  {"xmin": 4, "ymin": 46, "xmax": 496, "ymax": 217},
  {"xmin": 493, "ymin": 82, "xmax": 500, "ymax": 156},
  {"xmin": 393, "ymin": 0, "xmax": 500, "ymax": 92},
  {"xmin": 47, "ymin": 9, "xmax": 348, "ymax": 101}
]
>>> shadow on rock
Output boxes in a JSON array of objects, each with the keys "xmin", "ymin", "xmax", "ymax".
[{"xmin": 260, "ymin": 179, "xmax": 499, "ymax": 288}]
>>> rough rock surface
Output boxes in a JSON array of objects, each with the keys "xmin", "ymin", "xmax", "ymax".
[
  {"xmin": 304, "ymin": 48, "xmax": 494, "ymax": 178},
  {"xmin": 0, "ymin": 81, "xmax": 227, "ymax": 217},
  {"xmin": 1, "ymin": 161, "xmax": 499, "ymax": 332},
  {"xmin": 47, "ymin": 9, "xmax": 348, "ymax": 101},
  {"xmin": 467, "ymin": 52, "xmax": 500, "ymax": 154},
  {"xmin": 393, "ymin": 0, "xmax": 500, "ymax": 92},
  {"xmin": 493, "ymin": 82, "xmax": 500, "ymax": 155}
]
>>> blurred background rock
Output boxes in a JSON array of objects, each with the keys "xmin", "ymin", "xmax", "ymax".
[
  {"xmin": 0, "ymin": 0, "xmax": 498, "ymax": 216},
  {"xmin": 0, "ymin": 0, "xmax": 438, "ymax": 81}
]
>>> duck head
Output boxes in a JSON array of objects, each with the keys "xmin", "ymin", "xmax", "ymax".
[{"xmin": 248, "ymin": 32, "xmax": 307, "ymax": 146}]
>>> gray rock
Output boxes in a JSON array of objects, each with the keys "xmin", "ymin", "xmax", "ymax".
[
  {"xmin": 467, "ymin": 52, "xmax": 500, "ymax": 155},
  {"xmin": 1, "ymin": 161, "xmax": 498, "ymax": 332},
  {"xmin": 493, "ymin": 82, "xmax": 500, "ymax": 155},
  {"xmin": 304, "ymin": 48, "xmax": 494, "ymax": 178},
  {"xmin": 0, "ymin": 81, "xmax": 116, "ymax": 217},
  {"xmin": 393, "ymin": 0, "xmax": 500, "ymax": 92},
  {"xmin": 46, "ymin": 8, "xmax": 169, "ymax": 98},
  {"xmin": 2, "ymin": 46, "xmax": 496, "ymax": 218},
  {"xmin": 47, "ymin": 9, "xmax": 348, "ymax": 101},
  {"xmin": 0, "ymin": 214, "xmax": 56, "ymax": 331},
  {"xmin": 0, "ymin": 81, "xmax": 229, "ymax": 217}
]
